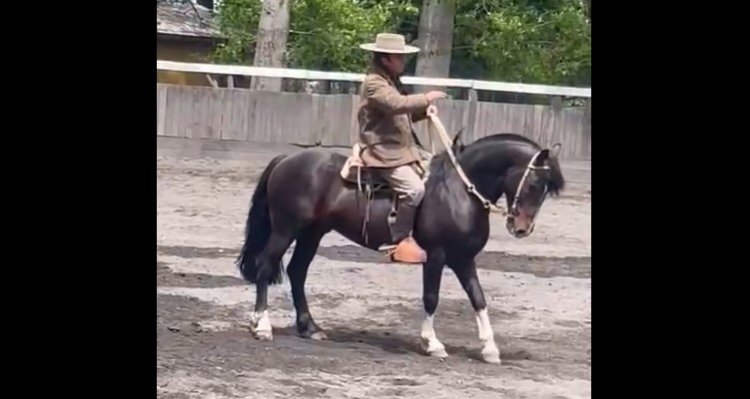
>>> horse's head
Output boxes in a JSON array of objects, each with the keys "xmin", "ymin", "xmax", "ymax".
[
  {"xmin": 503, "ymin": 143, "xmax": 564, "ymax": 238},
  {"xmin": 428, "ymin": 132, "xmax": 566, "ymax": 239}
]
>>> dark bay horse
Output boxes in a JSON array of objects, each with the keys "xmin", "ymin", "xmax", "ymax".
[{"xmin": 236, "ymin": 131, "xmax": 565, "ymax": 364}]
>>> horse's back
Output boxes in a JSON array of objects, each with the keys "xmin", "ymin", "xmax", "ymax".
[
  {"xmin": 274, "ymin": 148, "xmax": 347, "ymax": 174},
  {"xmin": 265, "ymin": 147, "xmax": 396, "ymax": 248},
  {"xmin": 266, "ymin": 148, "xmax": 348, "ymax": 203}
]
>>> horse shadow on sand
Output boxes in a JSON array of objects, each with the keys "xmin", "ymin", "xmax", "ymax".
[{"xmin": 271, "ymin": 324, "xmax": 532, "ymax": 363}]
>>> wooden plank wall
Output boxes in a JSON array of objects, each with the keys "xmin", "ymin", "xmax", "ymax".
[{"xmin": 156, "ymin": 83, "xmax": 591, "ymax": 159}]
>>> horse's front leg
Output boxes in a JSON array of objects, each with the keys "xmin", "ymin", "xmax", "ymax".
[
  {"xmin": 420, "ymin": 248, "xmax": 448, "ymax": 358},
  {"xmin": 451, "ymin": 257, "xmax": 501, "ymax": 364}
]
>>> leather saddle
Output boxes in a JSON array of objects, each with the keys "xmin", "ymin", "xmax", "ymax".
[
  {"xmin": 339, "ymin": 143, "xmax": 432, "ymax": 246},
  {"xmin": 339, "ymin": 143, "xmax": 431, "ymax": 193}
]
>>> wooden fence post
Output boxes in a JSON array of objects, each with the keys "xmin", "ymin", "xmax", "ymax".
[{"xmin": 466, "ymin": 88, "xmax": 478, "ymax": 142}]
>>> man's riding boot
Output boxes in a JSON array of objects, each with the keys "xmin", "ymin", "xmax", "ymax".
[
  {"xmin": 388, "ymin": 203, "xmax": 426, "ymax": 264},
  {"xmin": 390, "ymin": 237, "xmax": 426, "ymax": 264}
]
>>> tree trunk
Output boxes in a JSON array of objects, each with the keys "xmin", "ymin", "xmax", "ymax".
[
  {"xmin": 414, "ymin": 0, "xmax": 456, "ymax": 93},
  {"xmin": 581, "ymin": 0, "xmax": 591, "ymax": 23},
  {"xmin": 250, "ymin": 0, "xmax": 290, "ymax": 92}
]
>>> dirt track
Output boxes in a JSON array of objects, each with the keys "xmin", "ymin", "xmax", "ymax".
[{"xmin": 157, "ymin": 148, "xmax": 591, "ymax": 399}]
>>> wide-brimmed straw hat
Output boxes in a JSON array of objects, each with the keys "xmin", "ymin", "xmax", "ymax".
[{"xmin": 359, "ymin": 33, "xmax": 420, "ymax": 54}]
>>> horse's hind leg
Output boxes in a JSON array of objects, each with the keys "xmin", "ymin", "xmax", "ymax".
[
  {"xmin": 287, "ymin": 227, "xmax": 326, "ymax": 340},
  {"xmin": 450, "ymin": 257, "xmax": 501, "ymax": 364},
  {"xmin": 251, "ymin": 230, "xmax": 296, "ymax": 341}
]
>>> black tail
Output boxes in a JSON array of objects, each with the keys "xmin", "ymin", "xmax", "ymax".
[{"xmin": 236, "ymin": 154, "xmax": 287, "ymax": 285}]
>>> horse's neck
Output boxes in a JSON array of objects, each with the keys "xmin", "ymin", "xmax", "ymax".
[{"xmin": 458, "ymin": 143, "xmax": 529, "ymax": 203}]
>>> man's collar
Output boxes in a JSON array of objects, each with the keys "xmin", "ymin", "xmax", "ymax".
[{"xmin": 370, "ymin": 65, "xmax": 396, "ymax": 86}]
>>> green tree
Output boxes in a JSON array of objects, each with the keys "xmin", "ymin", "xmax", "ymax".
[
  {"xmin": 213, "ymin": 0, "xmax": 590, "ymax": 88},
  {"xmin": 215, "ymin": 0, "xmax": 418, "ymax": 72},
  {"xmin": 214, "ymin": 0, "xmax": 262, "ymax": 64},
  {"xmin": 452, "ymin": 0, "xmax": 590, "ymax": 86}
]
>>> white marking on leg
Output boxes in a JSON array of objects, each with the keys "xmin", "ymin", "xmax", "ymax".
[
  {"xmin": 476, "ymin": 308, "xmax": 493, "ymax": 341},
  {"xmin": 420, "ymin": 313, "xmax": 447, "ymax": 358},
  {"xmin": 476, "ymin": 308, "xmax": 501, "ymax": 364},
  {"xmin": 250, "ymin": 310, "xmax": 273, "ymax": 340}
]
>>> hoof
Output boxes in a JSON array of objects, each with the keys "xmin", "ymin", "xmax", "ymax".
[
  {"xmin": 481, "ymin": 348, "xmax": 501, "ymax": 364},
  {"xmin": 253, "ymin": 329, "xmax": 273, "ymax": 341},
  {"xmin": 421, "ymin": 338, "xmax": 448, "ymax": 358},
  {"xmin": 428, "ymin": 347, "xmax": 449, "ymax": 359},
  {"xmin": 299, "ymin": 327, "xmax": 327, "ymax": 340},
  {"xmin": 249, "ymin": 311, "xmax": 272, "ymax": 341}
]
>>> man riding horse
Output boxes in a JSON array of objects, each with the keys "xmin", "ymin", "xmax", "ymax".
[
  {"xmin": 357, "ymin": 33, "xmax": 447, "ymax": 264},
  {"xmin": 236, "ymin": 32, "xmax": 566, "ymax": 362}
]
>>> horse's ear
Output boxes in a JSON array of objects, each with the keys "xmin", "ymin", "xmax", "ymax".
[
  {"xmin": 550, "ymin": 143, "xmax": 562, "ymax": 159},
  {"xmin": 535, "ymin": 149, "xmax": 550, "ymax": 166},
  {"xmin": 452, "ymin": 128, "xmax": 465, "ymax": 153}
]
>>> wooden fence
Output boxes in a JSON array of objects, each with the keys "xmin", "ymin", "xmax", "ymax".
[{"xmin": 157, "ymin": 83, "xmax": 590, "ymax": 159}]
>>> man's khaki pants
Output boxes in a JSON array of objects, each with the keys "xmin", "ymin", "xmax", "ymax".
[{"xmin": 373, "ymin": 164, "xmax": 425, "ymax": 242}]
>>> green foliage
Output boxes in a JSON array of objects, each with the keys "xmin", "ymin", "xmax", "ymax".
[
  {"xmin": 453, "ymin": 0, "xmax": 590, "ymax": 86},
  {"xmin": 213, "ymin": 0, "xmax": 590, "ymax": 86},
  {"xmin": 213, "ymin": 0, "xmax": 261, "ymax": 64},
  {"xmin": 214, "ymin": 0, "xmax": 417, "ymax": 72},
  {"xmin": 288, "ymin": 0, "xmax": 418, "ymax": 71}
]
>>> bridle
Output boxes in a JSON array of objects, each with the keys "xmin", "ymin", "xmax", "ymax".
[
  {"xmin": 508, "ymin": 150, "xmax": 551, "ymax": 218},
  {"xmin": 426, "ymin": 108, "xmax": 554, "ymax": 221}
]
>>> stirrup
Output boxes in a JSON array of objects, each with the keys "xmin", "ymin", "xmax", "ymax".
[
  {"xmin": 378, "ymin": 245, "xmax": 399, "ymax": 260},
  {"xmin": 378, "ymin": 243, "xmax": 398, "ymax": 252},
  {"xmin": 387, "ymin": 239, "xmax": 427, "ymax": 264}
]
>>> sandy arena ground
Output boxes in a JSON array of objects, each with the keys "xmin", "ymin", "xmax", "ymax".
[{"xmin": 157, "ymin": 145, "xmax": 591, "ymax": 399}]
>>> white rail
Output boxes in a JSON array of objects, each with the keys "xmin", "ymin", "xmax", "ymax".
[{"xmin": 157, "ymin": 60, "xmax": 591, "ymax": 98}]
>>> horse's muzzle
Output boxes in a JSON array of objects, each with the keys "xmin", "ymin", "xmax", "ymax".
[{"xmin": 506, "ymin": 216, "xmax": 535, "ymax": 239}]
